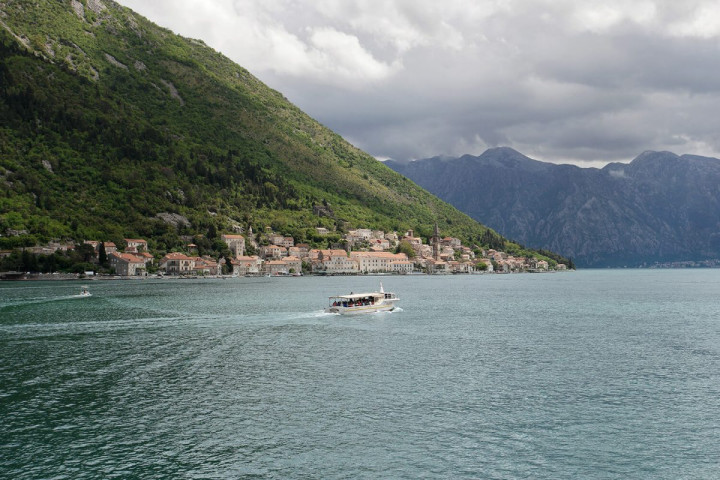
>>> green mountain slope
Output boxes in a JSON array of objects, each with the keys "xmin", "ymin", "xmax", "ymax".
[{"xmin": 0, "ymin": 0, "xmax": 564, "ymax": 263}]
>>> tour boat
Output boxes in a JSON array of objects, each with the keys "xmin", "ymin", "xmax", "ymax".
[{"xmin": 325, "ymin": 283, "xmax": 399, "ymax": 315}]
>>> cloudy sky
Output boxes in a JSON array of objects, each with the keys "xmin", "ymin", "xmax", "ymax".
[{"xmin": 116, "ymin": 0, "xmax": 720, "ymax": 166}]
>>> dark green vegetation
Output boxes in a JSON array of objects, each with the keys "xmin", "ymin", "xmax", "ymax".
[
  {"xmin": 0, "ymin": 244, "xmax": 99, "ymax": 275},
  {"xmin": 0, "ymin": 1, "xmax": 565, "ymax": 266}
]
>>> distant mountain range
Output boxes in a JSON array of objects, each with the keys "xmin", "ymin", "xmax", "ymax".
[{"xmin": 386, "ymin": 148, "xmax": 720, "ymax": 267}]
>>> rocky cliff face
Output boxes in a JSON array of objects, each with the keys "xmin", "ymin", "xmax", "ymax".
[{"xmin": 387, "ymin": 148, "xmax": 720, "ymax": 267}]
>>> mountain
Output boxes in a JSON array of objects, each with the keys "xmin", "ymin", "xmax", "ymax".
[
  {"xmin": 386, "ymin": 148, "xmax": 720, "ymax": 267},
  {"xmin": 0, "ymin": 0, "xmax": 554, "ymax": 259}
]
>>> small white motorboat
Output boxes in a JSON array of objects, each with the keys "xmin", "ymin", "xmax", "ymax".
[{"xmin": 78, "ymin": 286, "xmax": 92, "ymax": 297}]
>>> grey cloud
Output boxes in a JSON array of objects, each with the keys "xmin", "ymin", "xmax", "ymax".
[{"xmin": 117, "ymin": 0, "xmax": 720, "ymax": 165}]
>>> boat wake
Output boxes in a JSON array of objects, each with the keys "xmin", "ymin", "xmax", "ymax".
[
  {"xmin": 277, "ymin": 310, "xmax": 336, "ymax": 320},
  {"xmin": 1, "ymin": 294, "xmax": 89, "ymax": 310}
]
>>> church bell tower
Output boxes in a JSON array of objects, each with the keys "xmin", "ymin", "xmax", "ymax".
[{"xmin": 431, "ymin": 223, "xmax": 441, "ymax": 260}]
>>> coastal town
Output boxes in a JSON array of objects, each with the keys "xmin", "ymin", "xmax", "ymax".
[{"xmin": 17, "ymin": 224, "xmax": 567, "ymax": 278}]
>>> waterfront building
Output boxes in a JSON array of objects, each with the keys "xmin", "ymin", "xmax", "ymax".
[
  {"xmin": 260, "ymin": 244, "xmax": 287, "ymax": 259},
  {"xmin": 230, "ymin": 256, "xmax": 263, "ymax": 276},
  {"xmin": 124, "ymin": 238, "xmax": 148, "ymax": 252},
  {"xmin": 159, "ymin": 252, "xmax": 195, "ymax": 275},
  {"xmin": 109, "ymin": 252, "xmax": 147, "ymax": 276},
  {"xmin": 313, "ymin": 250, "xmax": 359, "ymax": 274},
  {"xmin": 221, "ymin": 234, "xmax": 246, "ymax": 258},
  {"xmin": 350, "ymin": 251, "xmax": 410, "ymax": 274}
]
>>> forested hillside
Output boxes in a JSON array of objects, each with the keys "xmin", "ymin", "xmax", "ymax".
[{"xmin": 0, "ymin": 0, "xmax": 519, "ymax": 257}]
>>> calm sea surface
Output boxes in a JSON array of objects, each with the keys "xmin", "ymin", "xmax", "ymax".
[{"xmin": 1, "ymin": 270, "xmax": 719, "ymax": 479}]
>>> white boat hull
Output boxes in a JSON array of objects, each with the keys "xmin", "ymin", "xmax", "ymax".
[{"xmin": 325, "ymin": 302, "xmax": 396, "ymax": 315}]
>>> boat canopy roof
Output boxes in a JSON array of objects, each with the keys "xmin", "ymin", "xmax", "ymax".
[{"xmin": 328, "ymin": 292, "xmax": 385, "ymax": 300}]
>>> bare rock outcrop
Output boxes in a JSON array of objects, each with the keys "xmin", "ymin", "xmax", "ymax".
[
  {"xmin": 104, "ymin": 52, "xmax": 127, "ymax": 69},
  {"xmin": 160, "ymin": 79, "xmax": 185, "ymax": 106},
  {"xmin": 156, "ymin": 213, "xmax": 190, "ymax": 228},
  {"xmin": 70, "ymin": 0, "xmax": 84, "ymax": 20}
]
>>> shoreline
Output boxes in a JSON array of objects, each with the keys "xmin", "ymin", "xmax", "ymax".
[{"xmin": 1, "ymin": 270, "xmax": 567, "ymax": 281}]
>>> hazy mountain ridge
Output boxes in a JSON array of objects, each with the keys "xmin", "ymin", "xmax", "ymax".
[{"xmin": 387, "ymin": 148, "xmax": 720, "ymax": 267}]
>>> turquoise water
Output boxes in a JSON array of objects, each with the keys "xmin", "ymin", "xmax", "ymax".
[{"xmin": 1, "ymin": 270, "xmax": 719, "ymax": 479}]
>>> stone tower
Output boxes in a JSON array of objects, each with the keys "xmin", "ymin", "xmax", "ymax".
[{"xmin": 431, "ymin": 223, "xmax": 441, "ymax": 260}]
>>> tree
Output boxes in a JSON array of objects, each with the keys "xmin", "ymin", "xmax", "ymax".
[
  {"xmin": 42, "ymin": 252, "xmax": 57, "ymax": 273},
  {"xmin": 395, "ymin": 240, "xmax": 416, "ymax": 258},
  {"xmin": 21, "ymin": 249, "xmax": 39, "ymax": 272},
  {"xmin": 481, "ymin": 230, "xmax": 504, "ymax": 251},
  {"xmin": 207, "ymin": 223, "xmax": 217, "ymax": 240},
  {"xmin": 220, "ymin": 257, "xmax": 232, "ymax": 275},
  {"xmin": 76, "ymin": 243, "xmax": 96, "ymax": 263},
  {"xmin": 99, "ymin": 242, "xmax": 108, "ymax": 266}
]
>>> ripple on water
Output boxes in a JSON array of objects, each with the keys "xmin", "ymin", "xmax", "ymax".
[{"xmin": 1, "ymin": 272, "xmax": 720, "ymax": 479}]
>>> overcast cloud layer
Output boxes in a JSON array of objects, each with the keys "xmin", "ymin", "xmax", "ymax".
[{"xmin": 117, "ymin": 0, "xmax": 720, "ymax": 165}]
